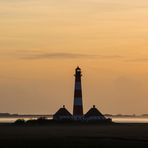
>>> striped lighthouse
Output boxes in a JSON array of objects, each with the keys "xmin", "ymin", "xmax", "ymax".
[{"xmin": 73, "ymin": 67, "xmax": 83, "ymax": 119}]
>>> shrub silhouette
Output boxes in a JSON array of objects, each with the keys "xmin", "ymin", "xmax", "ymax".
[{"xmin": 15, "ymin": 119, "xmax": 26, "ymax": 125}]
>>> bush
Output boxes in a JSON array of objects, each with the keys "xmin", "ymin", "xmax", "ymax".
[{"xmin": 14, "ymin": 119, "xmax": 26, "ymax": 124}]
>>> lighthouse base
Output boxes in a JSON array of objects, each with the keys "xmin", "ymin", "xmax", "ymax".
[{"xmin": 73, "ymin": 116, "xmax": 84, "ymax": 121}]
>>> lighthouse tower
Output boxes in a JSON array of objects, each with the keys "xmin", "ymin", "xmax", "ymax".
[{"xmin": 73, "ymin": 67, "xmax": 83, "ymax": 119}]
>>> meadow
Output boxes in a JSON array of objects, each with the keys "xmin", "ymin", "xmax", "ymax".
[{"xmin": 0, "ymin": 123, "xmax": 148, "ymax": 148}]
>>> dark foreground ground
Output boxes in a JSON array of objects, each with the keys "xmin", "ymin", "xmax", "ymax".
[{"xmin": 0, "ymin": 123, "xmax": 148, "ymax": 148}]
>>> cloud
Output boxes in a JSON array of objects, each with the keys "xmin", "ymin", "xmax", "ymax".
[
  {"xmin": 16, "ymin": 50, "xmax": 123, "ymax": 60},
  {"xmin": 126, "ymin": 58, "xmax": 148, "ymax": 63},
  {"xmin": 21, "ymin": 52, "xmax": 96, "ymax": 59}
]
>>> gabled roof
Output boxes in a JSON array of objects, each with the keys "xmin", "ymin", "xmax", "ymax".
[
  {"xmin": 54, "ymin": 106, "xmax": 72, "ymax": 116},
  {"xmin": 85, "ymin": 105, "xmax": 106, "ymax": 118}
]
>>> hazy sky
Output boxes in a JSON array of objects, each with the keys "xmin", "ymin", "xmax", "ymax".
[{"xmin": 0, "ymin": 0, "xmax": 148, "ymax": 114}]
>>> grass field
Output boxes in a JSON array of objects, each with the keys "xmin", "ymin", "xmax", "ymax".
[{"xmin": 0, "ymin": 123, "xmax": 148, "ymax": 148}]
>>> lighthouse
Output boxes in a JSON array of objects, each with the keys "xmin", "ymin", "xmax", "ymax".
[
  {"xmin": 53, "ymin": 67, "xmax": 112, "ymax": 123},
  {"xmin": 73, "ymin": 67, "xmax": 84, "ymax": 119}
]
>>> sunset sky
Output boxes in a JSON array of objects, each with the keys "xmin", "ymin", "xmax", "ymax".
[{"xmin": 0, "ymin": 0, "xmax": 148, "ymax": 114}]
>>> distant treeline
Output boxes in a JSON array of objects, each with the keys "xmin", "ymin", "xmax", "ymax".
[
  {"xmin": 105, "ymin": 114, "xmax": 148, "ymax": 117},
  {"xmin": 0, "ymin": 113, "xmax": 148, "ymax": 118},
  {"xmin": 0, "ymin": 113, "xmax": 52, "ymax": 118}
]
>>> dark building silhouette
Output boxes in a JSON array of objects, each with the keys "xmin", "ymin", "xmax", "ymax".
[
  {"xmin": 53, "ymin": 105, "xmax": 72, "ymax": 121},
  {"xmin": 84, "ymin": 105, "xmax": 106, "ymax": 121},
  {"xmin": 73, "ymin": 67, "xmax": 83, "ymax": 120},
  {"xmin": 53, "ymin": 67, "xmax": 112, "ymax": 123}
]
